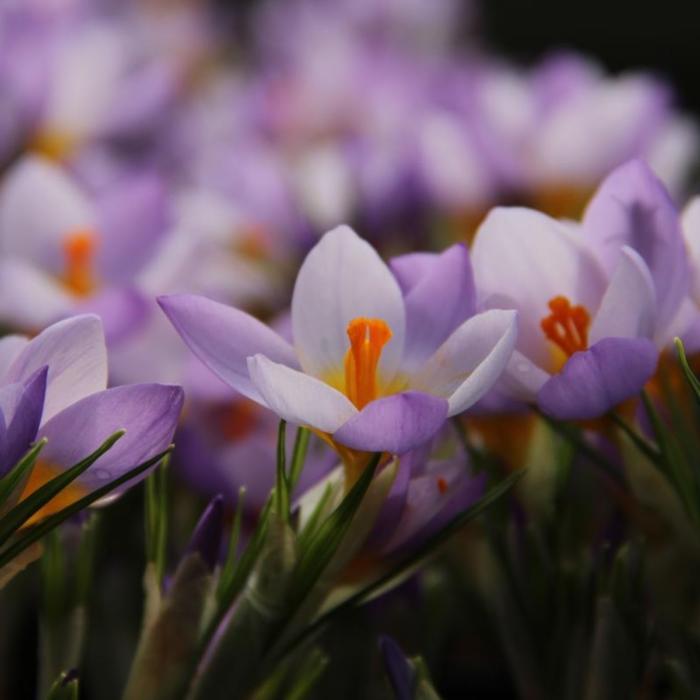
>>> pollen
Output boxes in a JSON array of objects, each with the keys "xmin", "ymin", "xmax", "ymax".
[
  {"xmin": 63, "ymin": 229, "xmax": 97, "ymax": 296},
  {"xmin": 540, "ymin": 296, "xmax": 590, "ymax": 358},
  {"xmin": 344, "ymin": 317, "xmax": 392, "ymax": 409}
]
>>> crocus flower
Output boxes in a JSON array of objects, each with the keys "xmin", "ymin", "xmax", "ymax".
[
  {"xmin": 0, "ymin": 155, "xmax": 168, "ymax": 336},
  {"xmin": 160, "ymin": 226, "xmax": 516, "ymax": 479},
  {"xmin": 471, "ymin": 161, "xmax": 680, "ymax": 420},
  {"xmin": 0, "ymin": 314, "xmax": 183, "ymax": 522}
]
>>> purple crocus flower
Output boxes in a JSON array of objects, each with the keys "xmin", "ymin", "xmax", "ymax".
[
  {"xmin": 160, "ymin": 226, "xmax": 516, "ymax": 478},
  {"xmin": 470, "ymin": 160, "xmax": 684, "ymax": 420},
  {"xmin": 0, "ymin": 314, "xmax": 183, "ymax": 522},
  {"xmin": 0, "ymin": 155, "xmax": 168, "ymax": 339}
]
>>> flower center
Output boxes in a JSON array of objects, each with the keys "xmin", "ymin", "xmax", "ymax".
[
  {"xmin": 540, "ymin": 295, "xmax": 590, "ymax": 358},
  {"xmin": 344, "ymin": 317, "xmax": 392, "ymax": 409},
  {"xmin": 63, "ymin": 229, "xmax": 97, "ymax": 296}
]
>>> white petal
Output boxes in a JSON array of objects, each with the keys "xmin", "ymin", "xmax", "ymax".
[
  {"xmin": 247, "ymin": 354, "xmax": 357, "ymax": 434},
  {"xmin": 590, "ymin": 246, "xmax": 656, "ymax": 344},
  {"xmin": 411, "ymin": 309, "xmax": 518, "ymax": 416},
  {"xmin": 471, "ymin": 207, "xmax": 606, "ymax": 368},
  {"xmin": 0, "ymin": 157, "xmax": 95, "ymax": 274},
  {"xmin": 0, "ymin": 259, "xmax": 74, "ymax": 330},
  {"xmin": 291, "ymin": 225, "xmax": 405, "ymax": 381},
  {"xmin": 5, "ymin": 315, "xmax": 107, "ymax": 423},
  {"xmin": 500, "ymin": 350, "xmax": 551, "ymax": 402}
]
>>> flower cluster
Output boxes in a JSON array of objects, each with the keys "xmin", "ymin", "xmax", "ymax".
[{"xmin": 2, "ymin": 0, "xmax": 700, "ymax": 698}]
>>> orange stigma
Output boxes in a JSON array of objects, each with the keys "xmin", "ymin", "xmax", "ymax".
[
  {"xmin": 344, "ymin": 317, "xmax": 392, "ymax": 409},
  {"xmin": 437, "ymin": 477, "xmax": 448, "ymax": 494},
  {"xmin": 540, "ymin": 296, "xmax": 590, "ymax": 358},
  {"xmin": 63, "ymin": 229, "xmax": 97, "ymax": 296}
]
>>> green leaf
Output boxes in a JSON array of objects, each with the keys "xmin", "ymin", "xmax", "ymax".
[
  {"xmin": 0, "ymin": 438, "xmax": 48, "ymax": 510},
  {"xmin": 286, "ymin": 647, "xmax": 329, "ymax": 700},
  {"xmin": 216, "ymin": 494, "xmax": 275, "ymax": 612},
  {"xmin": 675, "ymin": 337, "xmax": 700, "ymax": 401},
  {"xmin": 216, "ymin": 486, "xmax": 246, "ymax": 603},
  {"xmin": 144, "ymin": 457, "xmax": 169, "ymax": 581},
  {"xmin": 0, "ymin": 430, "xmax": 125, "ymax": 547},
  {"xmin": 46, "ymin": 671, "xmax": 79, "ymax": 700},
  {"xmin": 288, "ymin": 427, "xmax": 311, "ymax": 493},
  {"xmin": 0, "ymin": 445, "xmax": 172, "ymax": 569},
  {"xmin": 277, "ymin": 469, "xmax": 523, "ymax": 658},
  {"xmin": 276, "ymin": 420, "xmax": 289, "ymax": 520},
  {"xmin": 288, "ymin": 453, "xmax": 381, "ymax": 608}
]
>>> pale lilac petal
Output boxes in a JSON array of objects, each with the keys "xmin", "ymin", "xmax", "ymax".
[
  {"xmin": 158, "ymin": 294, "xmax": 298, "ymax": 403},
  {"xmin": 391, "ymin": 244, "xmax": 476, "ymax": 369},
  {"xmin": 0, "ymin": 259, "xmax": 73, "ymax": 330},
  {"xmin": 0, "ymin": 156, "xmax": 95, "ymax": 274},
  {"xmin": 589, "ymin": 246, "xmax": 656, "ymax": 344},
  {"xmin": 472, "ymin": 207, "xmax": 606, "ymax": 367},
  {"xmin": 682, "ymin": 196, "xmax": 700, "ymax": 305},
  {"xmin": 248, "ymin": 354, "xmax": 357, "ymax": 433},
  {"xmin": 38, "ymin": 384, "xmax": 184, "ymax": 491},
  {"xmin": 6, "ymin": 315, "xmax": 107, "ymax": 423},
  {"xmin": 96, "ymin": 173, "xmax": 170, "ymax": 283},
  {"xmin": 500, "ymin": 350, "xmax": 551, "ymax": 402},
  {"xmin": 333, "ymin": 392, "xmax": 448, "ymax": 454},
  {"xmin": 291, "ymin": 225, "xmax": 405, "ymax": 381},
  {"xmin": 75, "ymin": 288, "xmax": 150, "ymax": 345},
  {"xmin": 383, "ymin": 463, "xmax": 486, "ymax": 553},
  {"xmin": 410, "ymin": 309, "xmax": 518, "ymax": 416},
  {"xmin": 538, "ymin": 337, "xmax": 658, "ymax": 420},
  {"xmin": 582, "ymin": 159, "xmax": 688, "ymax": 329},
  {"xmin": 0, "ymin": 335, "xmax": 29, "ymax": 381}
]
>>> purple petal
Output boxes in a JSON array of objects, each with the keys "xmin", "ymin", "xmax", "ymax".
[
  {"xmin": 0, "ymin": 366, "xmax": 47, "ymax": 475},
  {"xmin": 185, "ymin": 495, "xmax": 224, "ymax": 571},
  {"xmin": 583, "ymin": 159, "xmax": 688, "ymax": 329},
  {"xmin": 333, "ymin": 392, "xmax": 448, "ymax": 455},
  {"xmin": 538, "ymin": 337, "xmax": 658, "ymax": 420},
  {"xmin": 38, "ymin": 384, "xmax": 184, "ymax": 491},
  {"xmin": 74, "ymin": 288, "xmax": 151, "ymax": 345},
  {"xmin": 378, "ymin": 636, "xmax": 415, "ymax": 700},
  {"xmin": 391, "ymin": 244, "xmax": 476, "ymax": 368},
  {"xmin": 158, "ymin": 294, "xmax": 298, "ymax": 402}
]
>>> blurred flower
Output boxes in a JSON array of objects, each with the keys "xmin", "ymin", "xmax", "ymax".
[{"xmin": 160, "ymin": 226, "xmax": 516, "ymax": 480}]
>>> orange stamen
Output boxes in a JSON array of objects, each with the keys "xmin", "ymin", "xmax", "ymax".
[
  {"xmin": 437, "ymin": 477, "xmax": 448, "ymax": 494},
  {"xmin": 540, "ymin": 296, "xmax": 590, "ymax": 358},
  {"xmin": 63, "ymin": 229, "xmax": 97, "ymax": 296},
  {"xmin": 344, "ymin": 317, "xmax": 392, "ymax": 409}
]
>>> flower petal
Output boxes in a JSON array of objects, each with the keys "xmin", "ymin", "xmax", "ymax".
[
  {"xmin": 538, "ymin": 337, "xmax": 658, "ymax": 420},
  {"xmin": 96, "ymin": 173, "xmax": 170, "ymax": 284},
  {"xmin": 0, "ymin": 335, "xmax": 29, "ymax": 381},
  {"xmin": 333, "ymin": 392, "xmax": 448, "ymax": 455},
  {"xmin": 0, "ymin": 367, "xmax": 47, "ymax": 475},
  {"xmin": 5, "ymin": 315, "xmax": 107, "ymax": 423},
  {"xmin": 0, "ymin": 156, "xmax": 95, "ymax": 273},
  {"xmin": 38, "ymin": 383, "xmax": 184, "ymax": 491},
  {"xmin": 0, "ymin": 258, "xmax": 73, "ymax": 330},
  {"xmin": 582, "ymin": 159, "xmax": 688, "ymax": 330},
  {"xmin": 411, "ymin": 309, "xmax": 518, "ymax": 416},
  {"xmin": 390, "ymin": 244, "xmax": 477, "ymax": 369},
  {"xmin": 471, "ymin": 207, "xmax": 606, "ymax": 367},
  {"xmin": 291, "ymin": 225, "xmax": 405, "ymax": 381},
  {"xmin": 248, "ymin": 354, "xmax": 357, "ymax": 433},
  {"xmin": 158, "ymin": 294, "xmax": 298, "ymax": 402},
  {"xmin": 589, "ymin": 246, "xmax": 656, "ymax": 344}
]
